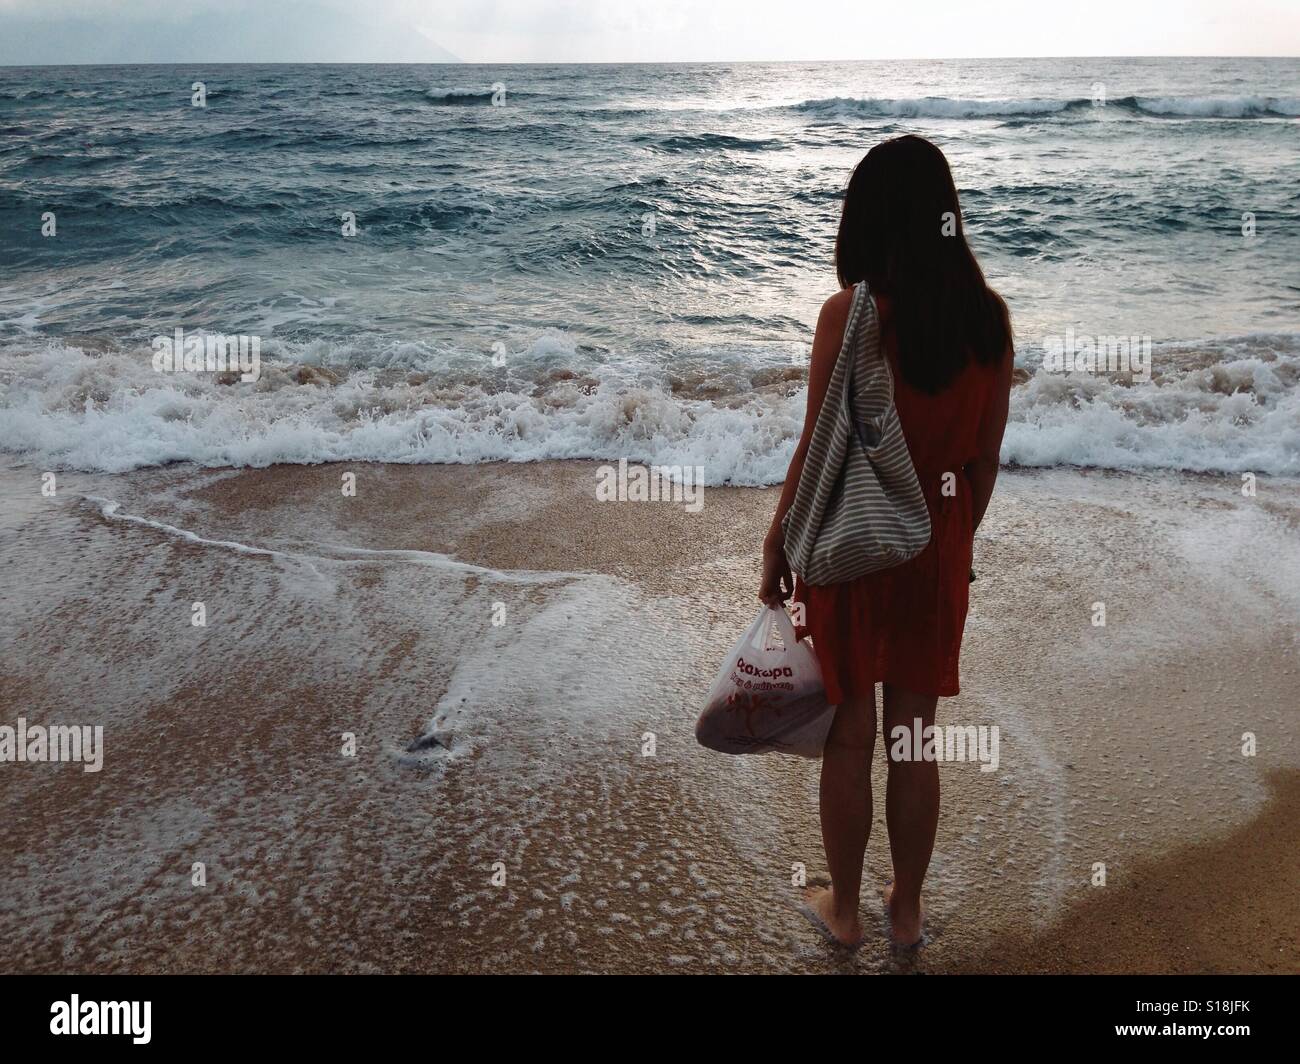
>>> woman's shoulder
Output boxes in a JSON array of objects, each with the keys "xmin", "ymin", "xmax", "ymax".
[{"xmin": 817, "ymin": 286, "xmax": 856, "ymax": 327}]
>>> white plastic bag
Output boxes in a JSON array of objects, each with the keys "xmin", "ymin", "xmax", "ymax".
[{"xmin": 695, "ymin": 606, "xmax": 834, "ymax": 758}]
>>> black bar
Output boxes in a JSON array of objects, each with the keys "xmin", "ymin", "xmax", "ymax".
[{"xmin": 1, "ymin": 974, "xmax": 1291, "ymax": 1050}]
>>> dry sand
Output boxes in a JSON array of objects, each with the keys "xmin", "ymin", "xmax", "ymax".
[{"xmin": 0, "ymin": 458, "xmax": 1296, "ymax": 973}]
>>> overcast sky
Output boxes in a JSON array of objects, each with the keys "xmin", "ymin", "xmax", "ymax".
[{"xmin": 2, "ymin": 0, "xmax": 1298, "ymax": 64}]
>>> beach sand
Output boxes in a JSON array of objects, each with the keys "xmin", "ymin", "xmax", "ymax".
[{"xmin": 0, "ymin": 458, "xmax": 1296, "ymax": 974}]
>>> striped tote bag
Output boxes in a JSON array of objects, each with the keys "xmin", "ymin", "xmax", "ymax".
[{"xmin": 781, "ymin": 281, "xmax": 931, "ymax": 586}]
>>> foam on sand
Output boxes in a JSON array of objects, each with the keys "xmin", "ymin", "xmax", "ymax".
[{"xmin": 3, "ymin": 457, "xmax": 1295, "ymax": 972}]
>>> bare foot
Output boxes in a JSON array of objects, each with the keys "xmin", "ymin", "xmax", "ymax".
[
  {"xmin": 801, "ymin": 884, "xmax": 864, "ymax": 947},
  {"xmin": 882, "ymin": 881, "xmax": 924, "ymax": 947}
]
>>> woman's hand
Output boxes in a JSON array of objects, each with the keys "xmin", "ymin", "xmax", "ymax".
[{"xmin": 758, "ymin": 533, "xmax": 794, "ymax": 607}]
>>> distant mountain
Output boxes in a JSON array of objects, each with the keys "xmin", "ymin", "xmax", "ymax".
[{"xmin": 0, "ymin": 1, "xmax": 462, "ymax": 65}]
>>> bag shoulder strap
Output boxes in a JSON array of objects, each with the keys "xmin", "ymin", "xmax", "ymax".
[{"xmin": 844, "ymin": 281, "xmax": 895, "ymax": 417}]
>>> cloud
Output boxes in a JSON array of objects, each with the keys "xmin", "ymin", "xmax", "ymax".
[{"xmin": 0, "ymin": 0, "xmax": 461, "ymax": 63}]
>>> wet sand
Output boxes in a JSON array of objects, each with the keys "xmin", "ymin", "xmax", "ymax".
[
  {"xmin": 952, "ymin": 768, "xmax": 1299, "ymax": 974},
  {"xmin": 0, "ymin": 458, "xmax": 1297, "ymax": 973}
]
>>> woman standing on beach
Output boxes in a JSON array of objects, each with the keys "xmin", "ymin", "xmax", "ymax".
[{"xmin": 760, "ymin": 135, "xmax": 1014, "ymax": 948}]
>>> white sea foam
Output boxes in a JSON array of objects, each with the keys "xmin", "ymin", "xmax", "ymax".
[
  {"xmin": 0, "ymin": 333, "xmax": 1296, "ymax": 480},
  {"xmin": 1006, "ymin": 338, "xmax": 1300, "ymax": 475},
  {"xmin": 1132, "ymin": 94, "xmax": 1300, "ymax": 118},
  {"xmin": 84, "ymin": 493, "xmax": 566, "ymax": 584},
  {"xmin": 795, "ymin": 96, "xmax": 1077, "ymax": 119},
  {"xmin": 791, "ymin": 94, "xmax": 1300, "ymax": 120}
]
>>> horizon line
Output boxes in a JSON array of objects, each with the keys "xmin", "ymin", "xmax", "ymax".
[{"xmin": 3, "ymin": 54, "xmax": 1299, "ymax": 68}]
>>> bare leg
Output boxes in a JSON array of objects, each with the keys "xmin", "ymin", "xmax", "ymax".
[
  {"xmin": 881, "ymin": 683, "xmax": 940, "ymax": 945},
  {"xmin": 804, "ymin": 691, "xmax": 877, "ymax": 945}
]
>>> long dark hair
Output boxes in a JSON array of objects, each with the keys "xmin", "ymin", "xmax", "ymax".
[{"xmin": 835, "ymin": 135, "xmax": 1011, "ymax": 394}]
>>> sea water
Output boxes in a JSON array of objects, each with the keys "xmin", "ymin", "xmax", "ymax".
[{"xmin": 1, "ymin": 58, "xmax": 1297, "ymax": 479}]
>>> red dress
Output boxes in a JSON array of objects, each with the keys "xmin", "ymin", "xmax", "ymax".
[{"xmin": 794, "ymin": 323, "xmax": 1004, "ymax": 701}]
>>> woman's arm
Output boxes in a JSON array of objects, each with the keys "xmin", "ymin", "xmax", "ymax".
[
  {"xmin": 758, "ymin": 289, "xmax": 853, "ymax": 605},
  {"xmin": 965, "ymin": 345, "xmax": 1014, "ymax": 534}
]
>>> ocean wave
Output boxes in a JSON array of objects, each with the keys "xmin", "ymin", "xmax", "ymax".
[
  {"xmin": 643, "ymin": 132, "xmax": 788, "ymax": 153},
  {"xmin": 793, "ymin": 96, "xmax": 1084, "ymax": 119},
  {"xmin": 424, "ymin": 89, "xmax": 496, "ymax": 105},
  {"xmin": 0, "ymin": 335, "xmax": 804, "ymax": 482},
  {"xmin": 1121, "ymin": 94, "xmax": 1300, "ymax": 118},
  {"xmin": 1005, "ymin": 335, "xmax": 1300, "ymax": 474},
  {"xmin": 787, "ymin": 95, "xmax": 1300, "ymax": 120},
  {"xmin": 422, "ymin": 88, "xmax": 540, "ymax": 106},
  {"xmin": 0, "ymin": 333, "xmax": 1296, "ymax": 481},
  {"xmin": 0, "ymin": 87, "xmax": 108, "ymax": 102}
]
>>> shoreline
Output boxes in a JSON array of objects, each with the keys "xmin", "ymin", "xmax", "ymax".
[{"xmin": 1, "ymin": 457, "xmax": 1297, "ymax": 973}]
